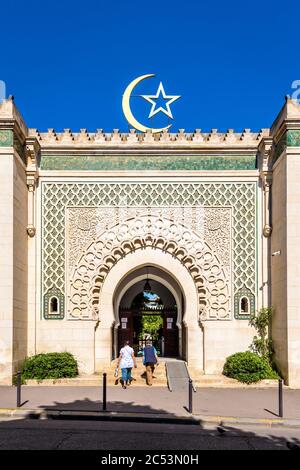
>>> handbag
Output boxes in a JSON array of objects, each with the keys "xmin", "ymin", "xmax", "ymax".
[{"xmin": 114, "ymin": 367, "xmax": 119, "ymax": 377}]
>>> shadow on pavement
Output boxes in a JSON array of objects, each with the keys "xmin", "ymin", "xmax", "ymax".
[{"xmin": 0, "ymin": 396, "xmax": 300, "ymax": 449}]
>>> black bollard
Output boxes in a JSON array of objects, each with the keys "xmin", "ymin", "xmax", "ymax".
[
  {"xmin": 17, "ymin": 371, "xmax": 21, "ymax": 408},
  {"xmin": 188, "ymin": 379, "xmax": 193, "ymax": 414},
  {"xmin": 103, "ymin": 372, "xmax": 107, "ymax": 411},
  {"xmin": 278, "ymin": 378, "xmax": 283, "ymax": 418}
]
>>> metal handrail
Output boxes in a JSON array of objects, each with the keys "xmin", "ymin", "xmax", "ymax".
[
  {"xmin": 165, "ymin": 363, "xmax": 172, "ymax": 392},
  {"xmin": 184, "ymin": 361, "xmax": 196, "ymax": 392}
]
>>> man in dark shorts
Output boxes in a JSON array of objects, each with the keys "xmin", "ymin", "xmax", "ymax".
[{"xmin": 143, "ymin": 340, "xmax": 159, "ymax": 386}]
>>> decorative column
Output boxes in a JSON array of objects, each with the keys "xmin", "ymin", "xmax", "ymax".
[
  {"xmin": 25, "ymin": 138, "xmax": 40, "ymax": 356},
  {"xmin": 262, "ymin": 174, "xmax": 272, "ymax": 239},
  {"xmin": 259, "ymin": 137, "xmax": 273, "ymax": 309},
  {"xmin": 26, "ymin": 176, "xmax": 36, "ymax": 237}
]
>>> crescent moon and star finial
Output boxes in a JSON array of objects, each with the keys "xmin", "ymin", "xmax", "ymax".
[{"xmin": 122, "ymin": 74, "xmax": 181, "ymax": 134}]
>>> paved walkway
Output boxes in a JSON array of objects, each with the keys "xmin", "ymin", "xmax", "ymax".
[{"xmin": 1, "ymin": 385, "xmax": 300, "ymax": 423}]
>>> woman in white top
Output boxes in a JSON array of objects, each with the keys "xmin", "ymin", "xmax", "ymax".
[{"xmin": 117, "ymin": 340, "xmax": 137, "ymax": 389}]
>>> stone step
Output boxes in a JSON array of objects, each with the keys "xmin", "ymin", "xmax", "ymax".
[
  {"xmin": 25, "ymin": 361, "xmax": 168, "ymax": 387},
  {"xmin": 188, "ymin": 373, "xmax": 279, "ymax": 388},
  {"xmin": 107, "ymin": 360, "xmax": 167, "ymax": 386},
  {"xmin": 25, "ymin": 372, "xmax": 279, "ymax": 388},
  {"xmin": 25, "ymin": 373, "xmax": 167, "ymax": 387},
  {"xmin": 25, "ymin": 377, "xmax": 104, "ymax": 386}
]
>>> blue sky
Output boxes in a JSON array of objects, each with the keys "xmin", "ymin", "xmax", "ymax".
[{"xmin": 1, "ymin": 0, "xmax": 299, "ymax": 132}]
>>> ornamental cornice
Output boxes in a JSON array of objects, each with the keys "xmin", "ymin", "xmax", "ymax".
[
  {"xmin": 25, "ymin": 137, "xmax": 40, "ymax": 189},
  {"xmin": 38, "ymin": 148, "xmax": 259, "ymax": 158},
  {"xmin": 26, "ymin": 137, "xmax": 41, "ymax": 166},
  {"xmin": 28, "ymin": 127, "xmax": 269, "ymax": 149},
  {"xmin": 258, "ymin": 136, "xmax": 273, "ymax": 175}
]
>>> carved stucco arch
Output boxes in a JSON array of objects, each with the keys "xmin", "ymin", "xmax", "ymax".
[{"xmin": 67, "ymin": 214, "xmax": 230, "ymax": 321}]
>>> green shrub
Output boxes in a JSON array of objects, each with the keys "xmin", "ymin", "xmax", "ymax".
[
  {"xmin": 249, "ymin": 307, "xmax": 274, "ymax": 362},
  {"xmin": 21, "ymin": 352, "xmax": 78, "ymax": 381},
  {"xmin": 223, "ymin": 351, "xmax": 278, "ymax": 384}
]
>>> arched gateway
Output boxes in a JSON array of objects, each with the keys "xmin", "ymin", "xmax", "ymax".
[
  {"xmin": 67, "ymin": 213, "xmax": 230, "ymax": 373},
  {"xmin": 115, "ymin": 267, "xmax": 182, "ymax": 359},
  {"xmin": 117, "ymin": 271, "xmax": 180, "ymax": 358},
  {"xmin": 94, "ymin": 248, "xmax": 203, "ymax": 371}
]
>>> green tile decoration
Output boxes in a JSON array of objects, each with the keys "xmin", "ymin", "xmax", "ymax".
[
  {"xmin": 44, "ymin": 287, "xmax": 65, "ymax": 319},
  {"xmin": 287, "ymin": 130, "xmax": 300, "ymax": 147},
  {"xmin": 272, "ymin": 133, "xmax": 287, "ymax": 165},
  {"xmin": 273, "ymin": 130, "xmax": 300, "ymax": 166},
  {"xmin": 0, "ymin": 130, "xmax": 13, "ymax": 147},
  {"xmin": 0, "ymin": 130, "xmax": 26, "ymax": 163},
  {"xmin": 41, "ymin": 154, "xmax": 257, "ymax": 171},
  {"xmin": 13, "ymin": 134, "xmax": 26, "ymax": 164},
  {"xmin": 234, "ymin": 286, "xmax": 255, "ymax": 320}
]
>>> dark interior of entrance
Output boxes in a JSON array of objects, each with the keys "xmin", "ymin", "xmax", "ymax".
[{"xmin": 118, "ymin": 278, "xmax": 179, "ymax": 357}]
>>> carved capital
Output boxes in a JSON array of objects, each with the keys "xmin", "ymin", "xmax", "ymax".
[
  {"xmin": 26, "ymin": 175, "xmax": 36, "ymax": 191},
  {"xmin": 27, "ymin": 225, "xmax": 36, "ymax": 237},
  {"xmin": 198, "ymin": 308, "xmax": 206, "ymax": 322},
  {"xmin": 25, "ymin": 137, "xmax": 40, "ymax": 166},
  {"xmin": 262, "ymin": 171, "xmax": 273, "ymax": 190},
  {"xmin": 92, "ymin": 306, "xmax": 100, "ymax": 321},
  {"xmin": 263, "ymin": 224, "xmax": 272, "ymax": 237}
]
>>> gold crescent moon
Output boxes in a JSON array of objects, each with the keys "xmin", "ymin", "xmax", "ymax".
[{"xmin": 122, "ymin": 74, "xmax": 171, "ymax": 134}]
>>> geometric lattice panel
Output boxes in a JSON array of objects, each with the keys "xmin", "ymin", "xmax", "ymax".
[{"xmin": 41, "ymin": 182, "xmax": 257, "ymax": 319}]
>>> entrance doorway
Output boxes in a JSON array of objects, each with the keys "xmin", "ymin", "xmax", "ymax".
[
  {"xmin": 117, "ymin": 276, "xmax": 179, "ymax": 358},
  {"xmin": 95, "ymin": 251, "xmax": 203, "ymax": 374}
]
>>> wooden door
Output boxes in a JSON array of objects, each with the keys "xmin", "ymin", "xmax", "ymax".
[
  {"xmin": 118, "ymin": 309, "xmax": 133, "ymax": 354},
  {"xmin": 162, "ymin": 309, "xmax": 179, "ymax": 357}
]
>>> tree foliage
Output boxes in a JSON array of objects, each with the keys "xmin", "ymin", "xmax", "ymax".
[
  {"xmin": 140, "ymin": 315, "xmax": 163, "ymax": 340},
  {"xmin": 249, "ymin": 307, "xmax": 274, "ymax": 362}
]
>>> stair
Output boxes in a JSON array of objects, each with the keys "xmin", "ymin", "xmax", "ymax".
[
  {"xmin": 106, "ymin": 358, "xmax": 167, "ymax": 387},
  {"xmin": 24, "ymin": 359, "xmax": 168, "ymax": 387},
  {"xmin": 187, "ymin": 369, "xmax": 279, "ymax": 388}
]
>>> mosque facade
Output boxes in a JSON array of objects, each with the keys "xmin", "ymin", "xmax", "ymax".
[{"xmin": 0, "ymin": 96, "xmax": 300, "ymax": 386}]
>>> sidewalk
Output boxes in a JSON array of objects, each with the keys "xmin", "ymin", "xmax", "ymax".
[{"xmin": 1, "ymin": 385, "xmax": 300, "ymax": 427}]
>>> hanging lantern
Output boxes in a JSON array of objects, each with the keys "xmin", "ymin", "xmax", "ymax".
[
  {"xmin": 143, "ymin": 266, "xmax": 151, "ymax": 293},
  {"xmin": 143, "ymin": 279, "xmax": 152, "ymax": 293}
]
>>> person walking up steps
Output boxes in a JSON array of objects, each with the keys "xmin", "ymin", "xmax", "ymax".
[
  {"xmin": 143, "ymin": 340, "xmax": 159, "ymax": 386},
  {"xmin": 117, "ymin": 340, "xmax": 137, "ymax": 389}
]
